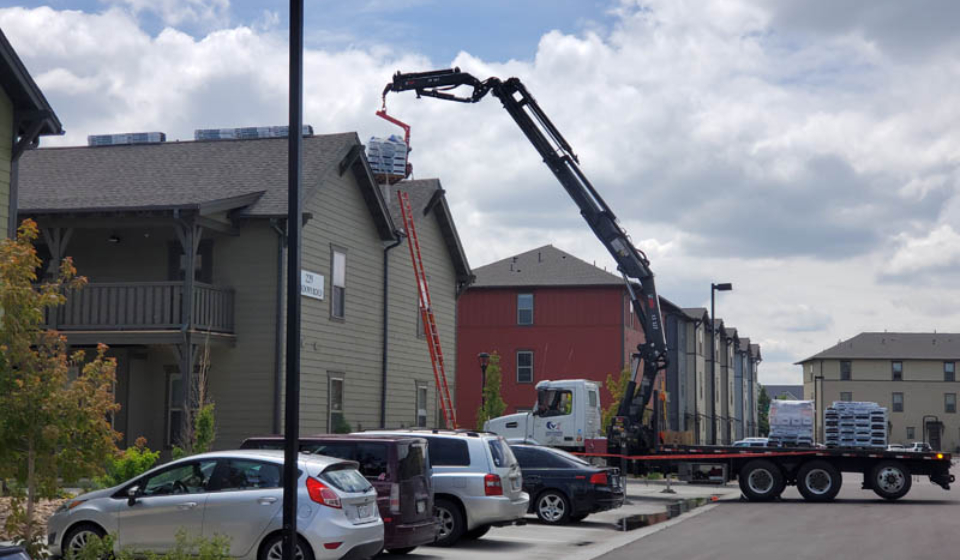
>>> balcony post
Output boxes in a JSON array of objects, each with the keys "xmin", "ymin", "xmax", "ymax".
[
  {"xmin": 40, "ymin": 226, "xmax": 73, "ymax": 330},
  {"xmin": 175, "ymin": 218, "xmax": 202, "ymax": 442}
]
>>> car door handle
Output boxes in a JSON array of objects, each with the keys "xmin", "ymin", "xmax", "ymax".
[
  {"xmin": 258, "ymin": 497, "xmax": 278, "ymax": 505},
  {"xmin": 177, "ymin": 502, "xmax": 199, "ymax": 510}
]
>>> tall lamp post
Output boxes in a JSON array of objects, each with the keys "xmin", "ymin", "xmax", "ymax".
[
  {"xmin": 710, "ymin": 282, "xmax": 732, "ymax": 444},
  {"xmin": 478, "ymin": 352, "xmax": 490, "ymax": 409}
]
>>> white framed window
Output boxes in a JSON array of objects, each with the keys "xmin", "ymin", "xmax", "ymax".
[
  {"xmin": 331, "ymin": 248, "xmax": 346, "ymax": 319},
  {"xmin": 945, "ymin": 362, "xmax": 955, "ymax": 382},
  {"xmin": 892, "ymin": 361, "xmax": 903, "ymax": 381},
  {"xmin": 840, "ymin": 391, "xmax": 852, "ymax": 402},
  {"xmin": 906, "ymin": 426, "xmax": 915, "ymax": 440},
  {"xmin": 946, "ymin": 393, "xmax": 957, "ymax": 414},
  {"xmin": 416, "ymin": 383, "xmax": 428, "ymax": 427},
  {"xmin": 517, "ymin": 351, "xmax": 534, "ymax": 383},
  {"xmin": 166, "ymin": 372, "xmax": 183, "ymax": 447},
  {"xmin": 329, "ymin": 374, "xmax": 345, "ymax": 431},
  {"xmin": 517, "ymin": 294, "xmax": 534, "ymax": 325},
  {"xmin": 892, "ymin": 392, "xmax": 904, "ymax": 412}
]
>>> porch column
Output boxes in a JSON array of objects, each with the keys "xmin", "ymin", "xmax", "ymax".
[
  {"xmin": 40, "ymin": 226, "xmax": 74, "ymax": 329},
  {"xmin": 174, "ymin": 218, "xmax": 202, "ymax": 442}
]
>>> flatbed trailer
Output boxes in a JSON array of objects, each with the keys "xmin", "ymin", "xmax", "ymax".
[{"xmin": 592, "ymin": 445, "xmax": 954, "ymax": 502}]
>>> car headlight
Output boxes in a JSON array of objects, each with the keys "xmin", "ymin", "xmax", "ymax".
[{"xmin": 56, "ymin": 499, "xmax": 87, "ymax": 514}]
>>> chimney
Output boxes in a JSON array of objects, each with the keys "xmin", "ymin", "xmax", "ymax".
[{"xmin": 538, "ymin": 251, "xmax": 541, "ymax": 262}]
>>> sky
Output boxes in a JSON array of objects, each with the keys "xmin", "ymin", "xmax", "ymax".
[{"xmin": 2, "ymin": 0, "xmax": 959, "ymax": 386}]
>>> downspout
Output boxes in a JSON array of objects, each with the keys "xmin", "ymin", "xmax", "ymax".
[
  {"xmin": 271, "ymin": 219, "xmax": 287, "ymax": 434},
  {"xmin": 381, "ymin": 232, "xmax": 405, "ymax": 428}
]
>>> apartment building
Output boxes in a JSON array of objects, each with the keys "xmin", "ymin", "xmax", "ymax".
[{"xmin": 800, "ymin": 332, "xmax": 960, "ymax": 452}]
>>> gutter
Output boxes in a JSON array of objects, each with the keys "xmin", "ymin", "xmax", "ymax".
[
  {"xmin": 380, "ymin": 231, "xmax": 406, "ymax": 428},
  {"xmin": 271, "ymin": 219, "xmax": 287, "ymax": 433}
]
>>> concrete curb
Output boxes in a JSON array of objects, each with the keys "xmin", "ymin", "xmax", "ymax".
[{"xmin": 613, "ymin": 496, "xmax": 714, "ymax": 530}]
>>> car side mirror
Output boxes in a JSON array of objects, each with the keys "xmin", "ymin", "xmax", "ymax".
[{"xmin": 126, "ymin": 485, "xmax": 140, "ymax": 506}]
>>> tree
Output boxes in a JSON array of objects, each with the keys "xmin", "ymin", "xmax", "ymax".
[
  {"xmin": 602, "ymin": 367, "xmax": 632, "ymax": 431},
  {"xmin": 475, "ymin": 353, "xmax": 507, "ymax": 429},
  {"xmin": 757, "ymin": 385, "xmax": 771, "ymax": 436},
  {"xmin": 0, "ymin": 220, "xmax": 120, "ymax": 553}
]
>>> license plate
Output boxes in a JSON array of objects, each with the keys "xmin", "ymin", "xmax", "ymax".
[
  {"xmin": 511, "ymin": 478, "xmax": 521, "ymax": 491},
  {"xmin": 416, "ymin": 500, "xmax": 426, "ymax": 514},
  {"xmin": 358, "ymin": 505, "xmax": 370, "ymax": 518}
]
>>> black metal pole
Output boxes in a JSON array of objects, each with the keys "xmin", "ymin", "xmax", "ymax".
[
  {"xmin": 710, "ymin": 286, "xmax": 716, "ymax": 445},
  {"xmin": 282, "ymin": 2, "xmax": 304, "ymax": 560}
]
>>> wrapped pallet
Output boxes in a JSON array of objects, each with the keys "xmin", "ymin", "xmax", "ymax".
[
  {"xmin": 824, "ymin": 401, "xmax": 887, "ymax": 448},
  {"xmin": 367, "ymin": 135, "xmax": 410, "ymax": 180},
  {"xmin": 768, "ymin": 400, "xmax": 815, "ymax": 447}
]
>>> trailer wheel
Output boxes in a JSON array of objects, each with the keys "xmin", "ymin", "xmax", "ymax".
[
  {"xmin": 739, "ymin": 460, "xmax": 784, "ymax": 502},
  {"xmin": 871, "ymin": 460, "xmax": 912, "ymax": 500},
  {"xmin": 796, "ymin": 460, "xmax": 842, "ymax": 502}
]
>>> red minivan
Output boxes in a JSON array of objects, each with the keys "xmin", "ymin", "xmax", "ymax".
[{"xmin": 241, "ymin": 434, "xmax": 438, "ymax": 555}]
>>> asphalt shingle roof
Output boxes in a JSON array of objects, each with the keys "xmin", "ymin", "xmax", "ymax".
[
  {"xmin": 799, "ymin": 332, "xmax": 960, "ymax": 362},
  {"xmin": 471, "ymin": 245, "xmax": 624, "ymax": 288},
  {"xmin": 18, "ymin": 133, "xmax": 358, "ymax": 216},
  {"xmin": 764, "ymin": 385, "xmax": 804, "ymax": 400}
]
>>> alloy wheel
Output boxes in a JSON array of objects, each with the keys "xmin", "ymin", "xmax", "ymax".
[
  {"xmin": 804, "ymin": 468, "xmax": 833, "ymax": 495},
  {"xmin": 747, "ymin": 468, "xmax": 775, "ymax": 495},
  {"xmin": 877, "ymin": 466, "xmax": 905, "ymax": 494},
  {"xmin": 67, "ymin": 529, "xmax": 98, "ymax": 557},
  {"xmin": 266, "ymin": 541, "xmax": 304, "ymax": 560},
  {"xmin": 538, "ymin": 493, "xmax": 566, "ymax": 523},
  {"xmin": 437, "ymin": 506, "xmax": 455, "ymax": 538}
]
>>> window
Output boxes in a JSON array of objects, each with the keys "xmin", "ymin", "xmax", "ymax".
[
  {"xmin": 946, "ymin": 362, "xmax": 956, "ymax": 382},
  {"xmin": 517, "ymin": 351, "xmax": 534, "ymax": 383},
  {"xmin": 416, "ymin": 383, "xmax": 428, "ymax": 428},
  {"xmin": 946, "ymin": 393, "xmax": 957, "ymax": 414},
  {"xmin": 140, "ymin": 460, "xmax": 217, "ymax": 496},
  {"xmin": 906, "ymin": 427, "xmax": 915, "ymax": 440},
  {"xmin": 697, "ymin": 328, "xmax": 703, "ymax": 354},
  {"xmin": 331, "ymin": 249, "xmax": 346, "ymax": 319},
  {"xmin": 398, "ymin": 441, "xmax": 428, "ymax": 481},
  {"xmin": 517, "ymin": 293, "xmax": 534, "ymax": 325},
  {"xmin": 329, "ymin": 375, "xmax": 345, "ymax": 431},
  {"xmin": 355, "ymin": 443, "xmax": 389, "ymax": 479},
  {"xmin": 218, "ymin": 460, "xmax": 282, "ymax": 491},
  {"xmin": 840, "ymin": 360, "xmax": 851, "ymax": 381},
  {"xmin": 892, "ymin": 361, "xmax": 903, "ymax": 381},
  {"xmin": 840, "ymin": 392, "xmax": 853, "ymax": 402},
  {"xmin": 588, "ymin": 390, "xmax": 598, "ymax": 409},
  {"xmin": 166, "ymin": 372, "xmax": 183, "ymax": 447},
  {"xmin": 424, "ymin": 437, "xmax": 470, "ymax": 466},
  {"xmin": 537, "ymin": 389, "xmax": 573, "ymax": 417},
  {"xmin": 892, "ymin": 392, "xmax": 904, "ymax": 412}
]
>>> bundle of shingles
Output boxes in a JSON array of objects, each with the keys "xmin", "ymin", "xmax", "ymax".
[{"xmin": 824, "ymin": 401, "xmax": 887, "ymax": 448}]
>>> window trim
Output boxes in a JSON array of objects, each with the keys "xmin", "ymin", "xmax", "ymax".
[
  {"xmin": 416, "ymin": 382, "xmax": 428, "ymax": 428},
  {"xmin": 517, "ymin": 293, "xmax": 534, "ymax": 326},
  {"xmin": 330, "ymin": 246, "xmax": 347, "ymax": 320},
  {"xmin": 945, "ymin": 362, "xmax": 956, "ymax": 382},
  {"xmin": 516, "ymin": 350, "xmax": 534, "ymax": 384},
  {"xmin": 906, "ymin": 426, "xmax": 915, "ymax": 440},
  {"xmin": 891, "ymin": 360, "xmax": 903, "ymax": 381},
  {"xmin": 946, "ymin": 393, "xmax": 957, "ymax": 414},
  {"xmin": 840, "ymin": 360, "xmax": 851, "ymax": 381},
  {"xmin": 328, "ymin": 373, "xmax": 345, "ymax": 431},
  {"xmin": 839, "ymin": 391, "xmax": 852, "ymax": 402},
  {"xmin": 892, "ymin": 392, "xmax": 904, "ymax": 413},
  {"xmin": 165, "ymin": 369, "xmax": 183, "ymax": 448}
]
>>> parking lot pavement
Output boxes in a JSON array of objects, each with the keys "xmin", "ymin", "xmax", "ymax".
[{"xmin": 399, "ymin": 481, "xmax": 738, "ymax": 560}]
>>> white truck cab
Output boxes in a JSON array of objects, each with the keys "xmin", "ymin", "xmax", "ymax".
[{"xmin": 484, "ymin": 379, "xmax": 603, "ymax": 450}]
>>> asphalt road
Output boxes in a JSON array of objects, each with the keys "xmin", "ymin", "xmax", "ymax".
[{"xmin": 598, "ymin": 478, "xmax": 959, "ymax": 560}]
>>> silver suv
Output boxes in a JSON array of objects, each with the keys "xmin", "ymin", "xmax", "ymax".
[{"xmin": 363, "ymin": 430, "xmax": 529, "ymax": 546}]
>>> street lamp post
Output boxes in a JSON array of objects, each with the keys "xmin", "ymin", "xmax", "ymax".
[
  {"xmin": 478, "ymin": 352, "xmax": 490, "ymax": 409},
  {"xmin": 710, "ymin": 282, "xmax": 732, "ymax": 445}
]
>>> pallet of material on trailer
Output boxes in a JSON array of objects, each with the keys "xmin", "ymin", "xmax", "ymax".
[
  {"xmin": 768, "ymin": 400, "xmax": 814, "ymax": 447},
  {"xmin": 825, "ymin": 401, "xmax": 887, "ymax": 448}
]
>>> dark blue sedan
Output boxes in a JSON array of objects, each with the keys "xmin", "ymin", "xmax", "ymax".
[{"xmin": 510, "ymin": 444, "xmax": 625, "ymax": 524}]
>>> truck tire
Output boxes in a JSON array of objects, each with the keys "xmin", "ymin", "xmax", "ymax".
[
  {"xmin": 796, "ymin": 460, "xmax": 842, "ymax": 502},
  {"xmin": 871, "ymin": 460, "xmax": 912, "ymax": 500},
  {"xmin": 739, "ymin": 460, "xmax": 784, "ymax": 502}
]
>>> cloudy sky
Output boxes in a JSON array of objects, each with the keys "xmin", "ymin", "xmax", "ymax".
[{"xmin": 4, "ymin": 0, "xmax": 959, "ymax": 385}]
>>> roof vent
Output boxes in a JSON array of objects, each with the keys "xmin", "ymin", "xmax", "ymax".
[
  {"xmin": 194, "ymin": 125, "xmax": 314, "ymax": 141},
  {"xmin": 88, "ymin": 132, "xmax": 166, "ymax": 147}
]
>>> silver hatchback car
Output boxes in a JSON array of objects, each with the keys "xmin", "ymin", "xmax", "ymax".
[{"xmin": 48, "ymin": 450, "xmax": 383, "ymax": 560}]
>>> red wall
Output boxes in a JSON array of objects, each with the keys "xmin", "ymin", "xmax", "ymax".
[{"xmin": 456, "ymin": 285, "xmax": 645, "ymax": 429}]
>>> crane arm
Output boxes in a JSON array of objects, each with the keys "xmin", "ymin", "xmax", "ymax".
[{"xmin": 383, "ymin": 68, "xmax": 669, "ymax": 451}]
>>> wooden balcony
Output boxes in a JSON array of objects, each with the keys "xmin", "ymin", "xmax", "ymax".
[{"xmin": 46, "ymin": 282, "xmax": 235, "ymax": 336}]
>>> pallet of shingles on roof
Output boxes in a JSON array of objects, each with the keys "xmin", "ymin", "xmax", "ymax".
[
  {"xmin": 824, "ymin": 401, "xmax": 887, "ymax": 448},
  {"xmin": 767, "ymin": 400, "xmax": 815, "ymax": 447},
  {"xmin": 367, "ymin": 134, "xmax": 409, "ymax": 183}
]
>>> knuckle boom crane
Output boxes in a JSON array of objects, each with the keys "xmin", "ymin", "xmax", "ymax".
[{"xmin": 382, "ymin": 68, "xmax": 668, "ymax": 456}]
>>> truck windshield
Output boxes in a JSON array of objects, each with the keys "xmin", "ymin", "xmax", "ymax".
[{"xmin": 536, "ymin": 389, "xmax": 573, "ymax": 417}]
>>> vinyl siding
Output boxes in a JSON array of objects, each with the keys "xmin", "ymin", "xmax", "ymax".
[
  {"xmin": 0, "ymin": 87, "xmax": 12, "ymax": 238},
  {"xmin": 384, "ymin": 198, "xmax": 458, "ymax": 429},
  {"xmin": 298, "ymin": 169, "xmax": 387, "ymax": 434}
]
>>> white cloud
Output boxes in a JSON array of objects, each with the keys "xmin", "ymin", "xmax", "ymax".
[{"xmin": 4, "ymin": 0, "xmax": 960, "ymax": 389}]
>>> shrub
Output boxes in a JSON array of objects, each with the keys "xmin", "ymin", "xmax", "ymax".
[
  {"xmin": 71, "ymin": 530, "xmax": 230, "ymax": 560},
  {"xmin": 97, "ymin": 437, "xmax": 160, "ymax": 488}
]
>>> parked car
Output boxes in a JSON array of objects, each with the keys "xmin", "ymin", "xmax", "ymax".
[
  {"xmin": 887, "ymin": 444, "xmax": 906, "ymax": 452},
  {"xmin": 47, "ymin": 450, "xmax": 383, "ymax": 560},
  {"xmin": 363, "ymin": 430, "xmax": 529, "ymax": 546},
  {"xmin": 240, "ymin": 434, "xmax": 438, "ymax": 555},
  {"xmin": 733, "ymin": 438, "xmax": 769, "ymax": 448},
  {"xmin": 508, "ymin": 444, "xmax": 624, "ymax": 524},
  {"xmin": 0, "ymin": 546, "xmax": 30, "ymax": 560},
  {"xmin": 907, "ymin": 442, "xmax": 933, "ymax": 453}
]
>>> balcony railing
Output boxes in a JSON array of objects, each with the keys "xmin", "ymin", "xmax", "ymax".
[{"xmin": 47, "ymin": 282, "xmax": 235, "ymax": 333}]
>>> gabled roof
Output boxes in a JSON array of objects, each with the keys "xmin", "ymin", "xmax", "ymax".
[
  {"xmin": 739, "ymin": 337, "xmax": 751, "ymax": 354},
  {"xmin": 472, "ymin": 245, "xmax": 623, "ymax": 288},
  {"xmin": 764, "ymin": 385, "xmax": 803, "ymax": 400},
  {"xmin": 18, "ymin": 133, "xmax": 396, "ymax": 240},
  {"xmin": 384, "ymin": 178, "xmax": 473, "ymax": 284},
  {"xmin": 682, "ymin": 307, "xmax": 708, "ymax": 322},
  {"xmin": 0, "ymin": 28, "xmax": 62, "ymax": 137},
  {"xmin": 750, "ymin": 343, "xmax": 762, "ymax": 361},
  {"xmin": 798, "ymin": 332, "xmax": 960, "ymax": 363},
  {"xmin": 659, "ymin": 296, "xmax": 683, "ymax": 314}
]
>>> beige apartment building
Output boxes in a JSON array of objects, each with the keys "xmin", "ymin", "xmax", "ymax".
[{"xmin": 800, "ymin": 332, "xmax": 960, "ymax": 453}]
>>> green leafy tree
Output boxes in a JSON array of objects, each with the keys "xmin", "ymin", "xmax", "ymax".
[
  {"xmin": 602, "ymin": 367, "xmax": 632, "ymax": 431},
  {"xmin": 758, "ymin": 385, "xmax": 771, "ymax": 436},
  {"xmin": 0, "ymin": 220, "xmax": 120, "ymax": 554},
  {"xmin": 97, "ymin": 437, "xmax": 160, "ymax": 488},
  {"xmin": 475, "ymin": 353, "xmax": 507, "ymax": 429}
]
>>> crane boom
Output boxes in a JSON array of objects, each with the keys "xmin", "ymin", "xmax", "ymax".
[{"xmin": 383, "ymin": 68, "xmax": 668, "ymax": 453}]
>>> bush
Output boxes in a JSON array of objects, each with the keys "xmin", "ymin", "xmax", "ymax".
[
  {"xmin": 332, "ymin": 414, "xmax": 353, "ymax": 434},
  {"xmin": 71, "ymin": 530, "xmax": 230, "ymax": 560},
  {"xmin": 97, "ymin": 437, "xmax": 159, "ymax": 488}
]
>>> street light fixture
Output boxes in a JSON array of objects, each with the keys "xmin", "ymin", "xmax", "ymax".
[
  {"xmin": 710, "ymin": 282, "xmax": 733, "ymax": 445},
  {"xmin": 478, "ymin": 352, "xmax": 490, "ymax": 408}
]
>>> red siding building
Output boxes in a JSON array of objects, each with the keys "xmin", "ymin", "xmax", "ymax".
[{"xmin": 456, "ymin": 245, "xmax": 644, "ymax": 429}]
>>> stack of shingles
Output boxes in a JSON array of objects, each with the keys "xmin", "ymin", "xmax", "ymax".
[{"xmin": 824, "ymin": 401, "xmax": 887, "ymax": 448}]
